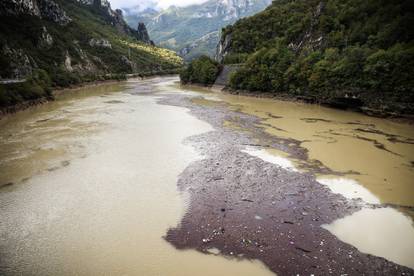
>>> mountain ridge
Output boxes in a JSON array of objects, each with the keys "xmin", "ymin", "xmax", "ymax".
[
  {"xmin": 0, "ymin": 0, "xmax": 182, "ymax": 108},
  {"xmin": 124, "ymin": 0, "xmax": 272, "ymax": 60}
]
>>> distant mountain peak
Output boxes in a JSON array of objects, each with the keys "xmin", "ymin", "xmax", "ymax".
[
  {"xmin": 120, "ymin": 0, "xmax": 159, "ymax": 16},
  {"xmin": 123, "ymin": 0, "xmax": 272, "ymax": 60}
]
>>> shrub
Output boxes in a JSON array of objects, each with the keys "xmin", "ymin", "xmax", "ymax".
[
  {"xmin": 180, "ymin": 56, "xmax": 221, "ymax": 86},
  {"xmin": 221, "ymin": 0, "xmax": 414, "ymax": 110},
  {"xmin": 229, "ymin": 43, "xmax": 294, "ymax": 92},
  {"xmin": 223, "ymin": 53, "xmax": 249, "ymax": 64}
]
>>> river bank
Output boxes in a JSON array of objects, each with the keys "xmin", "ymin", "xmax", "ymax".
[
  {"xmin": 0, "ymin": 72, "xmax": 179, "ymax": 119},
  {"xmin": 1, "ymin": 76, "xmax": 413, "ymax": 275},
  {"xmin": 0, "ymin": 80, "xmax": 123, "ymax": 118},
  {"xmin": 159, "ymin": 80, "xmax": 414, "ymax": 274},
  {"xmin": 224, "ymin": 87, "xmax": 414, "ymax": 123},
  {"xmin": 184, "ymin": 81, "xmax": 414, "ymax": 124}
]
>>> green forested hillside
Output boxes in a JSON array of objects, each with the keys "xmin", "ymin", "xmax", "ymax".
[
  {"xmin": 217, "ymin": 0, "xmax": 414, "ymax": 113},
  {"xmin": 180, "ymin": 55, "xmax": 221, "ymax": 86},
  {"xmin": 0, "ymin": 0, "xmax": 182, "ymax": 107}
]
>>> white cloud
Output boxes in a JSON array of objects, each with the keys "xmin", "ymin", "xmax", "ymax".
[
  {"xmin": 156, "ymin": 0, "xmax": 209, "ymax": 8},
  {"xmin": 110, "ymin": 0, "xmax": 209, "ymax": 10}
]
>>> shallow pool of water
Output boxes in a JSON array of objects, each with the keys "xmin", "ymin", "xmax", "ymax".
[{"xmin": 322, "ymin": 207, "xmax": 414, "ymax": 269}]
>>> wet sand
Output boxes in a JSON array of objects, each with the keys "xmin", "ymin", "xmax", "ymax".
[{"xmin": 159, "ymin": 80, "xmax": 414, "ymax": 275}]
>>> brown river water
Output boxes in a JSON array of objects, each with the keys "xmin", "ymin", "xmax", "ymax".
[{"xmin": 0, "ymin": 76, "xmax": 413, "ymax": 274}]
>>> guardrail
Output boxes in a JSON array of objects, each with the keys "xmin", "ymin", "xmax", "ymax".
[{"xmin": 0, "ymin": 79, "xmax": 27, "ymax": 84}]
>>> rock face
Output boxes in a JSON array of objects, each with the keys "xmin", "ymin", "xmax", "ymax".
[
  {"xmin": 64, "ymin": 51, "xmax": 73, "ymax": 72},
  {"xmin": 75, "ymin": 0, "xmax": 129, "ymax": 35},
  {"xmin": 75, "ymin": 0, "xmax": 93, "ymax": 5},
  {"xmin": 213, "ymin": 64, "xmax": 240, "ymax": 87},
  {"xmin": 0, "ymin": 0, "xmax": 71, "ymax": 25},
  {"xmin": 215, "ymin": 33, "xmax": 232, "ymax": 62},
  {"xmin": 74, "ymin": 0, "xmax": 153, "ymax": 44},
  {"xmin": 136, "ymin": 22, "xmax": 151, "ymax": 44},
  {"xmin": 71, "ymin": 44, "xmax": 100, "ymax": 73},
  {"xmin": 0, "ymin": 0, "xmax": 41, "ymax": 16},
  {"xmin": 287, "ymin": 2, "xmax": 325, "ymax": 52},
  {"xmin": 125, "ymin": 0, "xmax": 271, "ymax": 59},
  {"xmin": 112, "ymin": 8, "xmax": 132, "ymax": 36},
  {"xmin": 38, "ymin": 0, "xmax": 71, "ymax": 25},
  {"xmin": 38, "ymin": 26, "xmax": 53, "ymax": 48},
  {"xmin": 0, "ymin": 0, "xmax": 177, "ymax": 85},
  {"xmin": 212, "ymin": 0, "xmax": 262, "ymax": 21},
  {"xmin": 89, "ymin": 38, "xmax": 112, "ymax": 48},
  {"xmin": 120, "ymin": 55, "xmax": 137, "ymax": 71},
  {"xmin": 2, "ymin": 45, "xmax": 35, "ymax": 79},
  {"xmin": 179, "ymin": 31, "xmax": 219, "ymax": 57}
]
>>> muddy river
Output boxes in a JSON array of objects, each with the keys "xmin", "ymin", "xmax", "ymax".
[{"xmin": 0, "ymin": 76, "xmax": 413, "ymax": 275}]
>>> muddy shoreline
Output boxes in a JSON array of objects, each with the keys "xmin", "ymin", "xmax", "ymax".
[
  {"xmin": 159, "ymin": 92, "xmax": 413, "ymax": 275},
  {"xmin": 0, "ymin": 98, "xmax": 50, "ymax": 118},
  {"xmin": 0, "ymin": 74, "xmax": 178, "ymax": 119},
  {"xmin": 184, "ymin": 82, "xmax": 414, "ymax": 125},
  {"xmin": 0, "ymin": 79, "xmax": 124, "ymax": 119},
  {"xmin": 224, "ymin": 88, "xmax": 414, "ymax": 125}
]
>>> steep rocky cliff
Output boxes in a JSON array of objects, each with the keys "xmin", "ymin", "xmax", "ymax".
[
  {"xmin": 0, "ymin": 0, "xmax": 182, "ymax": 107},
  {"xmin": 0, "ymin": 0, "xmax": 179, "ymax": 78},
  {"xmin": 124, "ymin": 0, "xmax": 272, "ymax": 60},
  {"xmin": 72, "ymin": 0, "xmax": 153, "ymax": 42},
  {"xmin": 0, "ymin": 0, "xmax": 71, "ymax": 25},
  {"xmin": 215, "ymin": 32, "xmax": 232, "ymax": 63},
  {"xmin": 136, "ymin": 22, "xmax": 153, "ymax": 45}
]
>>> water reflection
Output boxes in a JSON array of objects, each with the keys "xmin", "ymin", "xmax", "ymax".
[
  {"xmin": 242, "ymin": 147, "xmax": 298, "ymax": 171},
  {"xmin": 322, "ymin": 208, "xmax": 414, "ymax": 269},
  {"xmin": 317, "ymin": 177, "xmax": 380, "ymax": 204}
]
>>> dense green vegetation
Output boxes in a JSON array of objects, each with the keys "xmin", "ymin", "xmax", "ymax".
[
  {"xmin": 180, "ymin": 56, "xmax": 221, "ymax": 86},
  {"xmin": 0, "ymin": 69, "xmax": 52, "ymax": 107},
  {"xmin": 0, "ymin": 0, "xmax": 182, "ymax": 108},
  {"xmin": 220, "ymin": 0, "xmax": 414, "ymax": 113},
  {"xmin": 222, "ymin": 53, "xmax": 249, "ymax": 64}
]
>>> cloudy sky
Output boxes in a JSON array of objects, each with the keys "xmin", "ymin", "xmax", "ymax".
[{"xmin": 110, "ymin": 0, "xmax": 208, "ymax": 9}]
